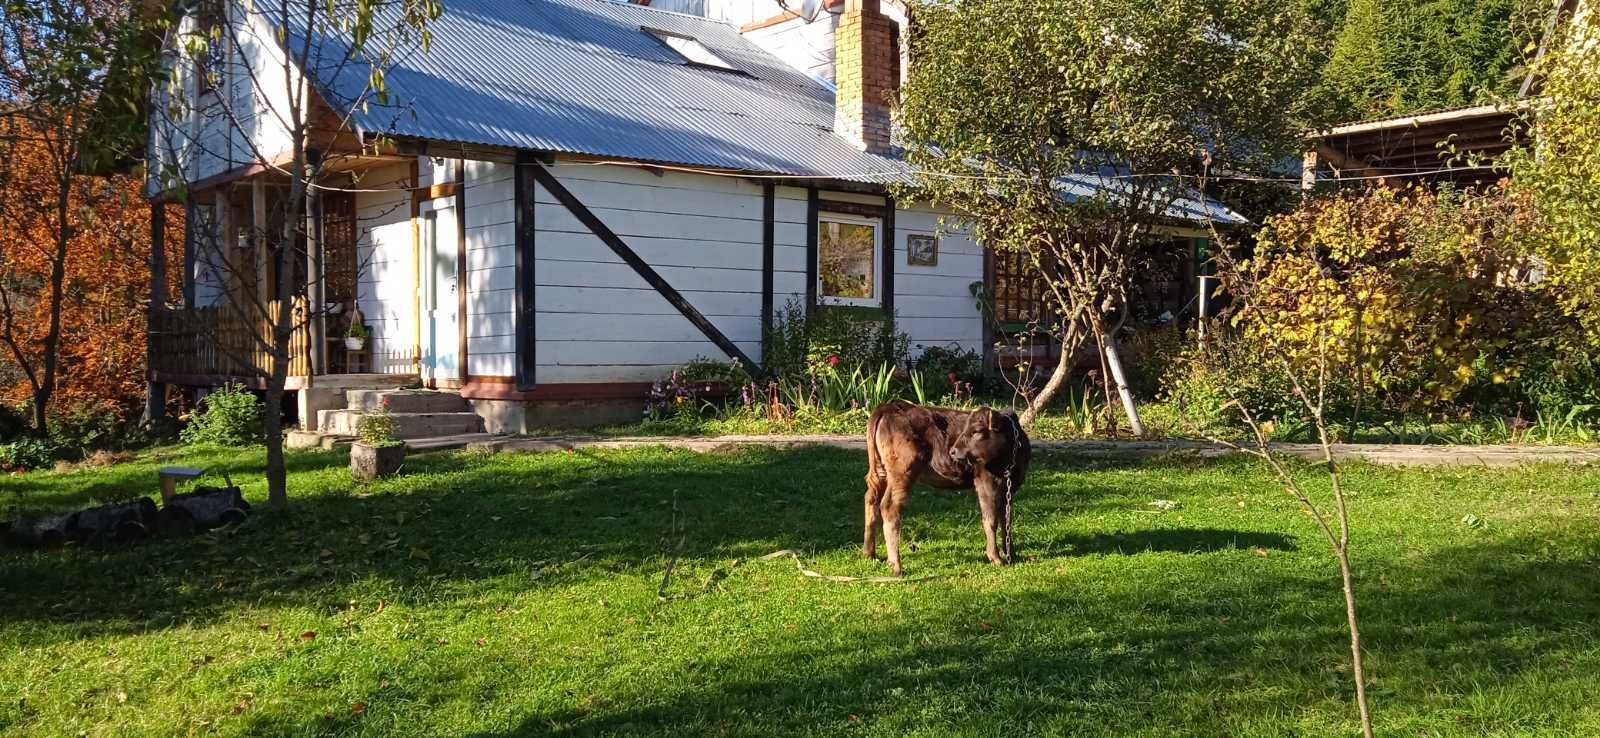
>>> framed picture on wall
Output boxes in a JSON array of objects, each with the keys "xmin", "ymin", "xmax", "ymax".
[{"xmin": 907, "ymin": 233, "xmax": 938, "ymax": 267}]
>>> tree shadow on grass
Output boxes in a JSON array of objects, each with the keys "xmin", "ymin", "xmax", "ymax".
[
  {"xmin": 0, "ymin": 445, "xmax": 1274, "ymax": 645},
  {"xmin": 2, "ymin": 446, "xmax": 351, "ymax": 514},
  {"xmin": 0, "ymin": 446, "xmax": 949, "ymax": 637},
  {"xmin": 452, "ymin": 539, "xmax": 1600, "ymax": 738},
  {"xmin": 1045, "ymin": 527, "xmax": 1298, "ymax": 557}
]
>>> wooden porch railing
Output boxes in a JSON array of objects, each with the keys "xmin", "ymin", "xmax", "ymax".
[{"xmin": 149, "ymin": 297, "xmax": 313, "ymax": 381}]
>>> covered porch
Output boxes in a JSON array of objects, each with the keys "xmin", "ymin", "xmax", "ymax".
[{"xmin": 146, "ymin": 147, "xmax": 429, "ymax": 393}]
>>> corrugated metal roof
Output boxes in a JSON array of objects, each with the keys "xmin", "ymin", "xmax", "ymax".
[
  {"xmin": 298, "ymin": 0, "xmax": 1242, "ymax": 223},
  {"xmin": 309, "ymin": 0, "xmax": 907, "ymax": 181}
]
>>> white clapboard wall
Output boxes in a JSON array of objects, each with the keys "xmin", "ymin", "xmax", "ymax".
[
  {"xmin": 354, "ymin": 162, "xmax": 421, "ymax": 375},
  {"xmin": 892, "ymin": 206, "xmax": 985, "ymax": 354},
  {"xmin": 530, "ymin": 163, "xmax": 774, "ymax": 383},
  {"xmin": 359, "ymin": 157, "xmax": 984, "ymax": 386}
]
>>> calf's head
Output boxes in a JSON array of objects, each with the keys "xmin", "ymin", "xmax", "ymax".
[{"xmin": 949, "ymin": 407, "xmax": 1020, "ymax": 468}]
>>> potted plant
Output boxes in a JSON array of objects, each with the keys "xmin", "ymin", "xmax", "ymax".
[
  {"xmin": 350, "ymin": 409, "xmax": 405, "ymax": 481},
  {"xmin": 344, "ymin": 321, "xmax": 370, "ymax": 351}
]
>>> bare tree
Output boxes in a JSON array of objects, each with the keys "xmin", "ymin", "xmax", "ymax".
[
  {"xmin": 150, "ymin": 0, "xmax": 439, "ymax": 508},
  {"xmin": 1186, "ymin": 176, "xmax": 1377, "ymax": 738}
]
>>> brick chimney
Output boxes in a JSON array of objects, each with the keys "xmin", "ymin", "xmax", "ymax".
[{"xmin": 833, "ymin": 0, "xmax": 898, "ymax": 154}]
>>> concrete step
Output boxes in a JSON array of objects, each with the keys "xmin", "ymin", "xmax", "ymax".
[
  {"xmin": 291, "ymin": 432, "xmax": 499, "ymax": 454},
  {"xmin": 313, "ymin": 373, "xmax": 420, "ymax": 391},
  {"xmin": 404, "ymin": 433, "xmax": 499, "ymax": 451},
  {"xmin": 317, "ymin": 409, "xmax": 486, "ymax": 439},
  {"xmin": 345, "ymin": 389, "xmax": 471, "ymax": 414}
]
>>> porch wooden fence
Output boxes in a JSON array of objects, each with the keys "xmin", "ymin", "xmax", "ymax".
[{"xmin": 149, "ymin": 297, "xmax": 313, "ymax": 380}]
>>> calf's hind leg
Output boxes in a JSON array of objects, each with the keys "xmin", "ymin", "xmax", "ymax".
[
  {"xmin": 863, "ymin": 470, "xmax": 885, "ymax": 559},
  {"xmin": 880, "ymin": 473, "xmax": 912, "ymax": 576}
]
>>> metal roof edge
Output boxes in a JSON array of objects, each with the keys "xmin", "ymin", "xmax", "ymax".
[{"xmin": 1312, "ymin": 103, "xmax": 1520, "ymax": 139}]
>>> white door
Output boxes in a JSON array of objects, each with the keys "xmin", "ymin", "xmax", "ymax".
[{"xmin": 420, "ymin": 200, "xmax": 460, "ymax": 384}]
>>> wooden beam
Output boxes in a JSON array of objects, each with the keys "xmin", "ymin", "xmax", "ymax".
[
  {"xmin": 455, "ymin": 159, "xmax": 469, "ymax": 384},
  {"xmin": 306, "ymin": 181, "xmax": 326, "ymax": 377},
  {"xmin": 816, "ymin": 199, "xmax": 889, "ymax": 219},
  {"xmin": 761, "ymin": 182, "xmax": 775, "ymax": 363},
  {"xmin": 514, "ymin": 153, "xmax": 538, "ymax": 391},
  {"xmin": 530, "ymin": 162, "xmax": 761, "ymax": 372},
  {"xmin": 882, "ymin": 196, "xmax": 896, "ymax": 319},
  {"xmin": 1315, "ymin": 144, "xmax": 1387, "ymax": 181},
  {"xmin": 806, "ymin": 187, "xmax": 819, "ymax": 317},
  {"xmin": 981, "ymin": 247, "xmax": 995, "ymax": 370}
]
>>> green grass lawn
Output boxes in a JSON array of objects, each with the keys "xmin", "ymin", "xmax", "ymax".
[{"xmin": 3, "ymin": 445, "xmax": 1599, "ymax": 737}]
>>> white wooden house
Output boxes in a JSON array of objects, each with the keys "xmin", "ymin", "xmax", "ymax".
[{"xmin": 145, "ymin": 0, "xmax": 1240, "ymax": 434}]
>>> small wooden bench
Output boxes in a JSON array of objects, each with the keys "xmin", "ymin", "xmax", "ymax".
[{"xmin": 158, "ymin": 466, "xmax": 205, "ymax": 503}]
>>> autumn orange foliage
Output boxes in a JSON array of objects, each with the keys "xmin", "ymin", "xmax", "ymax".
[{"xmin": 0, "ymin": 135, "xmax": 182, "ymax": 422}]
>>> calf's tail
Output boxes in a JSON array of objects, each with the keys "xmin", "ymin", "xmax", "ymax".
[{"xmin": 866, "ymin": 406, "xmax": 886, "ymax": 480}]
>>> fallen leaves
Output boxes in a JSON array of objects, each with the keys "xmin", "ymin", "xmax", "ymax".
[{"xmin": 300, "ymin": 631, "xmax": 317, "ymax": 642}]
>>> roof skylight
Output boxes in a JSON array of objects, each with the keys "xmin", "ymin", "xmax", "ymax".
[{"xmin": 645, "ymin": 28, "xmax": 740, "ymax": 73}]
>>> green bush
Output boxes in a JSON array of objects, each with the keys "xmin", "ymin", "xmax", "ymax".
[
  {"xmin": 1516, "ymin": 347, "xmax": 1600, "ymax": 421},
  {"xmin": 1119, "ymin": 326, "xmax": 1188, "ymax": 400},
  {"xmin": 1159, "ymin": 332, "xmax": 1344, "ymax": 440},
  {"xmin": 180, "ymin": 384, "xmax": 262, "ymax": 446},
  {"xmin": 47, "ymin": 401, "xmax": 147, "ymax": 457},
  {"xmin": 678, "ymin": 357, "xmax": 751, "ymax": 387},
  {"xmin": 910, "ymin": 344, "xmax": 985, "ymax": 400},
  {"xmin": 0, "ymin": 437, "xmax": 59, "ymax": 472},
  {"xmin": 356, "ymin": 410, "xmax": 403, "ymax": 448},
  {"xmin": 763, "ymin": 298, "xmax": 910, "ymax": 379}
]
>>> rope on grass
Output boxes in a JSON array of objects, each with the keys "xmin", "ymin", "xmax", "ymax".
[
  {"xmin": 657, "ymin": 549, "xmax": 942, "ymax": 601},
  {"xmin": 758, "ymin": 549, "xmax": 945, "ymax": 584}
]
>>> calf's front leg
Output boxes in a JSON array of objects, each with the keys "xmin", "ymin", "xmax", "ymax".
[{"xmin": 975, "ymin": 476, "xmax": 1005, "ymax": 566}]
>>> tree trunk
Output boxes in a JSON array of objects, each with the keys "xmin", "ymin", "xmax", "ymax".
[
  {"xmin": 1019, "ymin": 322, "xmax": 1087, "ymax": 426},
  {"xmin": 264, "ymin": 181, "xmax": 299, "ymax": 511},
  {"xmin": 142, "ymin": 202, "xmax": 169, "ymax": 426},
  {"xmin": 1338, "ymin": 542, "xmax": 1375, "ymax": 738},
  {"xmin": 34, "ymin": 163, "xmax": 73, "ymax": 432},
  {"xmin": 1102, "ymin": 336, "xmax": 1145, "ymax": 437}
]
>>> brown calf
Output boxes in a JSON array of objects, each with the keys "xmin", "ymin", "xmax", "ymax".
[{"xmin": 863, "ymin": 400, "xmax": 1031, "ymax": 575}]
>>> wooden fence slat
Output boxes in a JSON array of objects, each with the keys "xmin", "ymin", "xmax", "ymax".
[{"xmin": 150, "ymin": 299, "xmax": 313, "ymax": 383}]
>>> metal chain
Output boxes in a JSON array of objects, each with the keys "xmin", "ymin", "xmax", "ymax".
[
  {"xmin": 1003, "ymin": 467, "xmax": 1014, "ymax": 564},
  {"xmin": 1002, "ymin": 414, "xmax": 1019, "ymax": 564}
]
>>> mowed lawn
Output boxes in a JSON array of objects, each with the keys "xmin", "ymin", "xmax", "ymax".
[{"xmin": 2, "ymin": 445, "xmax": 1599, "ymax": 737}]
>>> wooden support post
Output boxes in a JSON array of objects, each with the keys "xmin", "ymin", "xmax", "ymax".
[
  {"xmin": 882, "ymin": 196, "xmax": 896, "ymax": 319},
  {"xmin": 805, "ymin": 187, "xmax": 819, "ymax": 318},
  {"xmin": 761, "ymin": 182, "xmax": 775, "ymax": 370},
  {"xmin": 305, "ymin": 180, "xmax": 325, "ymax": 377},
  {"xmin": 513, "ymin": 152, "xmax": 538, "ymax": 391}
]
